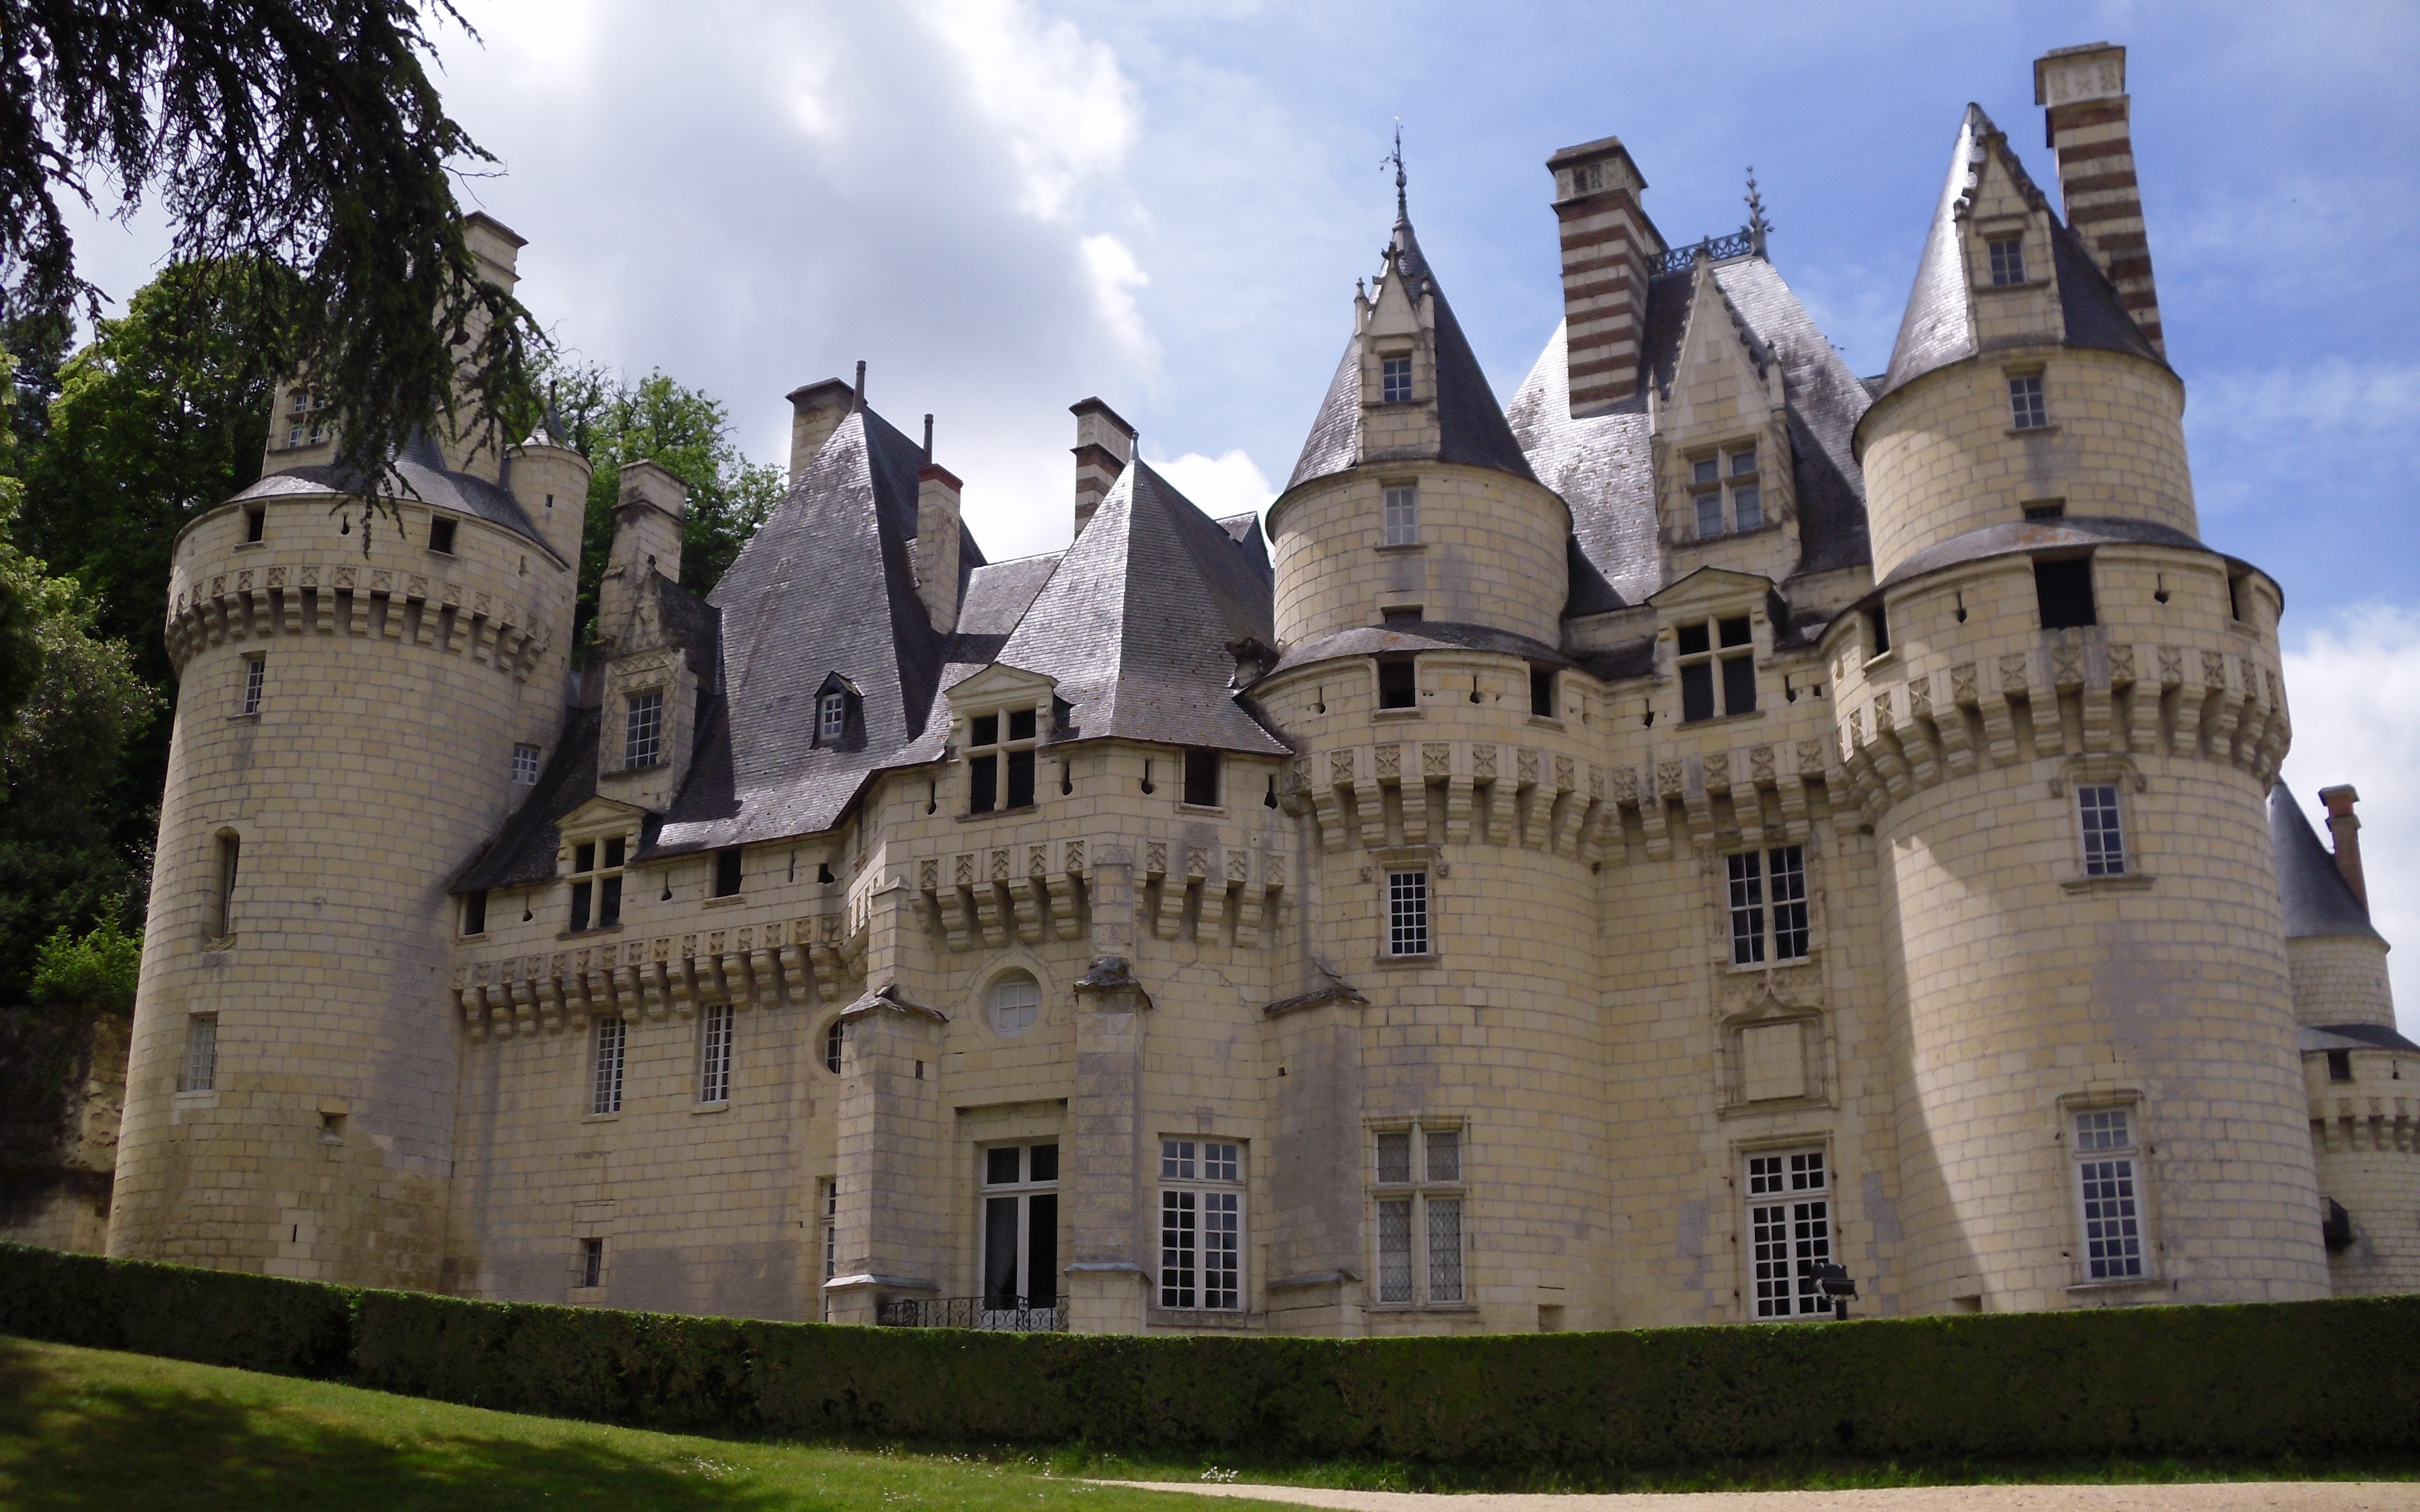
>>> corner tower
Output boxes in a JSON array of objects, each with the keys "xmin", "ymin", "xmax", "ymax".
[
  {"xmin": 1834, "ymin": 74, "xmax": 2327, "ymax": 1311},
  {"xmin": 108, "ymin": 220, "xmax": 586, "ymax": 1286}
]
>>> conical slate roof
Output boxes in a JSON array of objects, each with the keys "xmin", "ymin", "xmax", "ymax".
[
  {"xmin": 993, "ymin": 460, "xmax": 1286, "ymax": 755},
  {"xmin": 1286, "ymin": 215, "xmax": 1536, "ymax": 493},
  {"xmin": 654, "ymin": 404, "xmax": 987, "ymax": 854},
  {"xmin": 2269, "ymin": 782, "xmax": 2381, "ymax": 941},
  {"xmin": 1876, "ymin": 104, "xmax": 2161, "ymax": 403}
]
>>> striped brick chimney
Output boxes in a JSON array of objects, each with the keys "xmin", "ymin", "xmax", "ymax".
[
  {"xmin": 1546, "ymin": 136, "xmax": 1664, "ymax": 418},
  {"xmin": 1069, "ymin": 396, "xmax": 1135, "ymax": 536},
  {"xmin": 2035, "ymin": 43, "xmax": 2166, "ymax": 356}
]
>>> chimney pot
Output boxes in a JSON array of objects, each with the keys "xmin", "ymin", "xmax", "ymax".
[{"xmin": 2318, "ymin": 784, "xmax": 2370, "ymax": 911}]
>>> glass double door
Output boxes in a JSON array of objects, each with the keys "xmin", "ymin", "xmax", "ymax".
[{"xmin": 981, "ymin": 1141, "xmax": 1058, "ymax": 1316}]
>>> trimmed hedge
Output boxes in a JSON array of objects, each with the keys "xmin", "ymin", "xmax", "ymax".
[{"xmin": 5, "ymin": 1241, "xmax": 2418, "ymax": 1465}]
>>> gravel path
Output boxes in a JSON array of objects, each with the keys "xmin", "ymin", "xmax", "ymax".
[{"xmin": 1097, "ymin": 1479, "xmax": 2420, "ymax": 1511}]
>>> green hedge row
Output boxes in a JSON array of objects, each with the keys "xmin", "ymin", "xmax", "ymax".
[{"xmin": 5, "ymin": 1241, "xmax": 2418, "ymax": 1465}]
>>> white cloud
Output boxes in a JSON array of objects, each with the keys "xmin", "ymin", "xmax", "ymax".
[
  {"xmin": 1147, "ymin": 447, "xmax": 1272, "ymax": 521},
  {"xmin": 915, "ymin": 0, "xmax": 1141, "ymax": 226},
  {"xmin": 1080, "ymin": 233, "xmax": 1153, "ymax": 365},
  {"xmin": 2280, "ymin": 604, "xmax": 2420, "ymax": 1035}
]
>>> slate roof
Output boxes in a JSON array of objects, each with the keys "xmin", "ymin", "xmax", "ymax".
[
  {"xmin": 1876, "ymin": 103, "xmax": 2162, "ymax": 404},
  {"xmin": 652, "ymin": 405, "xmax": 985, "ymax": 856},
  {"xmin": 1877, "ymin": 515, "xmax": 2222, "ymax": 591},
  {"xmin": 1506, "ymin": 255, "xmax": 1875, "ymax": 608},
  {"xmin": 454, "ymin": 705, "xmax": 602, "ymax": 891},
  {"xmin": 2298, "ymin": 1023, "xmax": 2420, "ymax": 1055},
  {"xmin": 1270, "ymin": 620, "xmax": 1569, "ymax": 679},
  {"xmin": 1286, "ymin": 215, "xmax": 1537, "ymax": 494},
  {"xmin": 989, "ymin": 460, "xmax": 1287, "ymax": 755},
  {"xmin": 2269, "ymin": 783, "xmax": 2382, "ymax": 942},
  {"xmin": 232, "ymin": 429, "xmax": 557, "ymax": 559}
]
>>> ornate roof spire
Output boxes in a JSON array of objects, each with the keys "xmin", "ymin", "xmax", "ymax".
[
  {"xmin": 1744, "ymin": 166, "xmax": 1773, "ymax": 257},
  {"xmin": 1384, "ymin": 119, "xmax": 1407, "ymax": 226}
]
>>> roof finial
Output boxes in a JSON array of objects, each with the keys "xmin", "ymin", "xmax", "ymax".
[
  {"xmin": 1744, "ymin": 166, "xmax": 1773, "ymax": 258},
  {"xmin": 1383, "ymin": 119, "xmax": 1407, "ymax": 225}
]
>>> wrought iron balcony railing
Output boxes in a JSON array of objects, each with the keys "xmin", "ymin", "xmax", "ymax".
[
  {"xmin": 1652, "ymin": 228, "xmax": 1761, "ymax": 277},
  {"xmin": 876, "ymin": 1295, "xmax": 1068, "ymax": 1332}
]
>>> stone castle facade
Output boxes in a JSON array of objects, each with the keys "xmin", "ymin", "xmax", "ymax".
[{"xmin": 105, "ymin": 42, "xmax": 2417, "ymax": 1332}]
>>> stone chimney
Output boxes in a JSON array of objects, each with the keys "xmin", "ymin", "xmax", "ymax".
[
  {"xmin": 597, "ymin": 459, "xmax": 687, "ymax": 647},
  {"xmin": 786, "ymin": 377, "xmax": 855, "ymax": 483},
  {"xmin": 914, "ymin": 463, "xmax": 963, "ymax": 636},
  {"xmin": 2035, "ymin": 42, "xmax": 2166, "ymax": 356},
  {"xmin": 461, "ymin": 212, "xmax": 525, "ymax": 296},
  {"xmin": 1070, "ymin": 397, "xmax": 1135, "ymax": 536},
  {"xmin": 2318, "ymin": 785, "xmax": 2370, "ymax": 911},
  {"xmin": 1545, "ymin": 136, "xmax": 1663, "ymax": 417}
]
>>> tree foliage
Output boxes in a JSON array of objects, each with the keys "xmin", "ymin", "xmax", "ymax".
[
  {"xmin": 545, "ymin": 362, "xmax": 785, "ymax": 645},
  {"xmin": 30, "ymin": 916, "xmax": 142, "ymax": 1012},
  {"xmin": 0, "ymin": 1, "xmax": 541, "ymax": 494}
]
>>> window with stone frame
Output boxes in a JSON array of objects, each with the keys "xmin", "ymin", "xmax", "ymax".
[
  {"xmin": 1159, "ymin": 1138, "xmax": 1244, "ymax": 1311},
  {"xmin": 1987, "ymin": 235, "xmax": 2027, "ymax": 285},
  {"xmin": 1687, "ymin": 443, "xmax": 1762, "ymax": 539},
  {"xmin": 1676, "ymin": 614, "xmax": 1757, "ymax": 722},
  {"xmin": 1380, "ymin": 354, "xmax": 1414, "ymax": 405},
  {"xmin": 240, "ymin": 654, "xmax": 266, "ymax": 716},
  {"xmin": 624, "ymin": 688, "xmax": 664, "ymax": 768},
  {"xmin": 1726, "ymin": 845, "xmax": 1810, "ymax": 965},
  {"xmin": 1746, "ymin": 1147, "xmax": 1833, "ymax": 1318},
  {"xmin": 1373, "ymin": 1124, "xmax": 1466, "ymax": 1306},
  {"xmin": 819, "ymin": 1179, "xmax": 839, "ymax": 1320},
  {"xmin": 567, "ymin": 835, "xmax": 626, "ymax": 932},
  {"xmin": 1385, "ymin": 868, "xmax": 1430, "ymax": 957},
  {"xmin": 982, "ymin": 1142, "xmax": 1059, "ymax": 1312},
  {"xmin": 512, "ymin": 743, "xmax": 541, "ymax": 784},
  {"xmin": 1382, "ymin": 483, "xmax": 1419, "ymax": 546},
  {"xmin": 2076, "ymin": 784, "xmax": 2127, "ymax": 877},
  {"xmin": 182, "ymin": 1012, "xmax": 218, "ymax": 1093},
  {"xmin": 966, "ymin": 705, "xmax": 1039, "ymax": 815},
  {"xmin": 2008, "ymin": 372, "xmax": 2049, "ymax": 430},
  {"xmin": 2072, "ymin": 1107, "xmax": 2147, "ymax": 1280},
  {"xmin": 697, "ymin": 1000, "xmax": 734, "ymax": 1105},
  {"xmin": 590, "ymin": 1016, "xmax": 626, "ymax": 1115},
  {"xmin": 817, "ymin": 689, "xmax": 847, "ymax": 743}
]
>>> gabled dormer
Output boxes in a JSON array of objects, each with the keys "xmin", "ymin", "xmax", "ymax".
[
  {"xmin": 944, "ymin": 663, "xmax": 1060, "ymax": 818},
  {"xmin": 1356, "ymin": 227, "xmax": 1444, "ymax": 465},
  {"xmin": 1647, "ymin": 566, "xmax": 1777, "ymax": 728},
  {"xmin": 553, "ymin": 795, "xmax": 649, "ymax": 937},
  {"xmin": 596, "ymin": 460, "xmax": 712, "ymax": 814},
  {"xmin": 1653, "ymin": 262, "xmax": 1797, "ymax": 585},
  {"xmin": 1957, "ymin": 118, "xmax": 2064, "ymax": 354},
  {"xmin": 812, "ymin": 671, "xmax": 865, "ymax": 751}
]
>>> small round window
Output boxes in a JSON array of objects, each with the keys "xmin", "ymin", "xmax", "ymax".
[{"xmin": 989, "ymin": 971, "xmax": 1041, "ymax": 1036}]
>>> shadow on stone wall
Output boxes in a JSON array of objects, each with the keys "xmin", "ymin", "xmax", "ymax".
[{"xmin": 0, "ymin": 1005, "xmax": 127, "ymax": 1254}]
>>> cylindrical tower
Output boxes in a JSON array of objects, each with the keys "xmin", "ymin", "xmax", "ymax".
[
  {"xmin": 1832, "ymin": 103, "xmax": 2326, "ymax": 1312},
  {"xmin": 2270, "ymin": 783, "xmax": 2418, "ymax": 1295},
  {"xmin": 1260, "ymin": 207, "xmax": 1614, "ymax": 1331},
  {"xmin": 110, "ymin": 245, "xmax": 588, "ymax": 1282}
]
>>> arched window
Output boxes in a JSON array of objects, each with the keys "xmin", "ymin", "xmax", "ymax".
[
  {"xmin": 823, "ymin": 1020, "xmax": 844, "ymax": 1075},
  {"xmin": 210, "ymin": 831, "xmax": 241, "ymax": 939},
  {"xmin": 989, "ymin": 971, "xmax": 1041, "ymax": 1036}
]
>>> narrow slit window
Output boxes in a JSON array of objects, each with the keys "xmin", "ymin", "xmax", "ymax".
[
  {"xmin": 580, "ymin": 1237, "xmax": 604, "ymax": 1289},
  {"xmin": 211, "ymin": 834, "xmax": 240, "ymax": 939},
  {"xmin": 240, "ymin": 656, "xmax": 266, "ymax": 716},
  {"xmin": 824, "ymin": 1021, "xmax": 844, "ymax": 1075}
]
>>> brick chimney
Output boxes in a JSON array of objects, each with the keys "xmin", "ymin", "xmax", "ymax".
[
  {"xmin": 914, "ymin": 463, "xmax": 963, "ymax": 636},
  {"xmin": 1070, "ymin": 397, "xmax": 1135, "ymax": 536},
  {"xmin": 1545, "ymin": 136, "xmax": 1663, "ymax": 418},
  {"xmin": 2318, "ymin": 784, "xmax": 2370, "ymax": 911},
  {"xmin": 2035, "ymin": 42, "xmax": 2166, "ymax": 356},
  {"xmin": 786, "ymin": 377, "xmax": 855, "ymax": 483}
]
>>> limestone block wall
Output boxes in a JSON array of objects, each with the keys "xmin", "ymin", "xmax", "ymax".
[
  {"xmin": 2290, "ymin": 936, "xmax": 2396, "ymax": 1029},
  {"xmin": 1269, "ymin": 466, "xmax": 1571, "ymax": 647},
  {"xmin": 2307, "ymin": 1049, "xmax": 2420, "ymax": 1296},
  {"xmin": 111, "ymin": 489, "xmax": 575, "ymax": 1286},
  {"xmin": 1857, "ymin": 348, "xmax": 2197, "ymax": 581}
]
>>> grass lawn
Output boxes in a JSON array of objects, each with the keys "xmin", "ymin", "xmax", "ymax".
[{"xmin": 0, "ymin": 1336, "xmax": 1303, "ymax": 1512}]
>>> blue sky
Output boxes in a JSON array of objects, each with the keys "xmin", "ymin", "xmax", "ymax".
[{"xmin": 61, "ymin": 0, "xmax": 2420, "ymax": 1017}]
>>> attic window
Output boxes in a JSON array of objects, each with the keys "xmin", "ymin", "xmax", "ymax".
[
  {"xmin": 817, "ymin": 689, "xmax": 848, "ymax": 744},
  {"xmin": 1865, "ymin": 604, "xmax": 1891, "ymax": 659},
  {"xmin": 461, "ymin": 890, "xmax": 488, "ymax": 937},
  {"xmin": 1377, "ymin": 656, "xmax": 1418, "ymax": 710},
  {"xmin": 428, "ymin": 516, "xmax": 457, "ymax": 555},
  {"xmin": 1381, "ymin": 356, "xmax": 1413, "ymax": 405},
  {"xmin": 568, "ymin": 836, "xmax": 626, "ymax": 933},
  {"xmin": 2328, "ymin": 1050, "xmax": 2353, "ymax": 1084},
  {"xmin": 1183, "ymin": 749, "xmax": 1222, "ymax": 808},
  {"xmin": 1987, "ymin": 236, "xmax": 2026, "ymax": 286},
  {"xmin": 244, "ymin": 507, "xmax": 266, "ymax": 544},
  {"xmin": 1678, "ymin": 616, "xmax": 1756, "ymax": 723},
  {"xmin": 1690, "ymin": 447, "xmax": 1760, "ymax": 538},
  {"xmin": 713, "ymin": 847, "xmax": 743, "ymax": 898},
  {"xmin": 967, "ymin": 706, "xmax": 1039, "ymax": 815},
  {"xmin": 1530, "ymin": 668, "xmax": 1555, "ymax": 718},
  {"xmin": 2035, "ymin": 556, "xmax": 2096, "ymax": 630}
]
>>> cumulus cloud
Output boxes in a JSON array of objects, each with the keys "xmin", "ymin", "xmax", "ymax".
[
  {"xmin": 1147, "ymin": 448, "xmax": 1274, "ymax": 522},
  {"xmin": 2280, "ymin": 605, "xmax": 2420, "ymax": 1034}
]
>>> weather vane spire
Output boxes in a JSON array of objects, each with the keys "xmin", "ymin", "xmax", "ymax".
[{"xmin": 1384, "ymin": 120, "xmax": 1407, "ymax": 223}]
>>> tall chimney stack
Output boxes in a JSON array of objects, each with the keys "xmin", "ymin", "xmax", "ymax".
[
  {"xmin": 2318, "ymin": 785, "xmax": 2370, "ymax": 912},
  {"xmin": 915, "ymin": 463, "xmax": 963, "ymax": 636},
  {"xmin": 2036, "ymin": 42, "xmax": 2166, "ymax": 357},
  {"xmin": 1069, "ymin": 397, "xmax": 1135, "ymax": 537},
  {"xmin": 785, "ymin": 378, "xmax": 854, "ymax": 483},
  {"xmin": 1545, "ymin": 137, "xmax": 1663, "ymax": 418}
]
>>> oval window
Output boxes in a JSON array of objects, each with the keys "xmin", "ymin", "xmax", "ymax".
[{"xmin": 989, "ymin": 971, "xmax": 1041, "ymax": 1035}]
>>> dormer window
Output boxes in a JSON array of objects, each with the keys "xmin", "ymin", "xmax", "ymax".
[
  {"xmin": 1689, "ymin": 446, "xmax": 1761, "ymax": 538},
  {"xmin": 967, "ymin": 706, "xmax": 1039, "ymax": 815},
  {"xmin": 818, "ymin": 691, "xmax": 846, "ymax": 742},
  {"xmin": 1987, "ymin": 235, "xmax": 2027, "ymax": 285},
  {"xmin": 1381, "ymin": 356, "xmax": 1413, "ymax": 405},
  {"xmin": 568, "ymin": 836, "xmax": 626, "ymax": 932},
  {"xmin": 624, "ymin": 689, "xmax": 664, "ymax": 769},
  {"xmin": 1677, "ymin": 615, "xmax": 1756, "ymax": 722}
]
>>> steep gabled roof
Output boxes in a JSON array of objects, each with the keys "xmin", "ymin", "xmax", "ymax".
[
  {"xmin": 1286, "ymin": 215, "xmax": 1537, "ymax": 494},
  {"xmin": 993, "ymin": 460, "xmax": 1287, "ymax": 755},
  {"xmin": 651, "ymin": 405, "xmax": 988, "ymax": 855},
  {"xmin": 1877, "ymin": 103, "xmax": 2162, "ymax": 403},
  {"xmin": 2269, "ymin": 782, "xmax": 2382, "ymax": 942}
]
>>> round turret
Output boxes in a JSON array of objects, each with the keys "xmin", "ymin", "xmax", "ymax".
[{"xmin": 109, "ymin": 457, "xmax": 580, "ymax": 1286}]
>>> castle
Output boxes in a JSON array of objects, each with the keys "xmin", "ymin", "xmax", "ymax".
[{"xmin": 103, "ymin": 42, "xmax": 2416, "ymax": 1333}]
